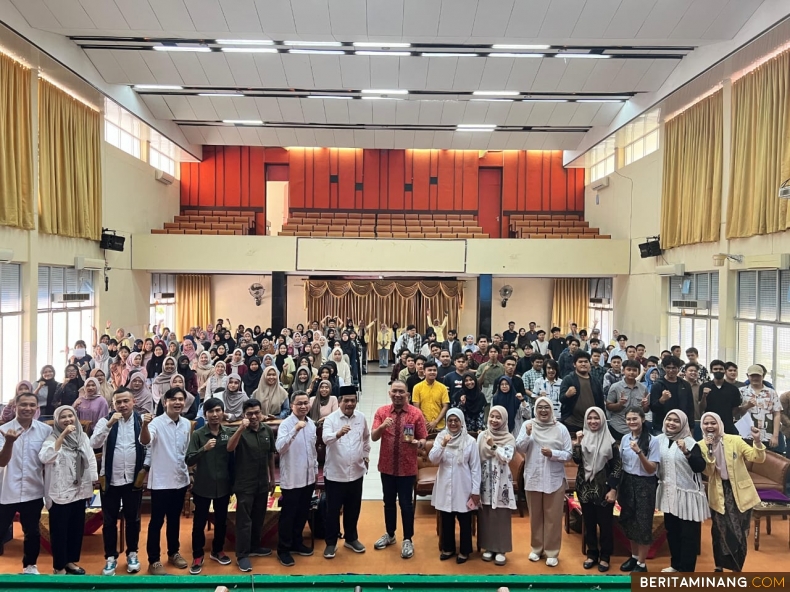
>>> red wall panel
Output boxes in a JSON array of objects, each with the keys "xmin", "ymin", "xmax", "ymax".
[
  {"xmin": 338, "ymin": 148, "xmax": 356, "ymax": 210},
  {"xmin": 412, "ymin": 150, "xmax": 430, "ymax": 211},
  {"xmin": 388, "ymin": 150, "xmax": 405, "ymax": 211}
]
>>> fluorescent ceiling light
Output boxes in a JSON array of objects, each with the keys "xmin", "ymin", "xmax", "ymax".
[
  {"xmin": 555, "ymin": 53, "xmax": 610, "ymax": 59},
  {"xmin": 473, "ymin": 90, "xmax": 520, "ymax": 96},
  {"xmin": 223, "ymin": 119, "xmax": 263, "ymax": 125},
  {"xmin": 576, "ymin": 99, "xmax": 625, "ymax": 103},
  {"xmin": 470, "ymin": 98, "xmax": 513, "ymax": 102},
  {"xmin": 284, "ymin": 40, "xmax": 342, "ymax": 47},
  {"xmin": 421, "ymin": 53, "xmax": 478, "ymax": 57},
  {"xmin": 198, "ymin": 93, "xmax": 244, "ymax": 97},
  {"xmin": 216, "ymin": 39, "xmax": 274, "ymax": 45},
  {"xmin": 221, "ymin": 47, "xmax": 278, "ymax": 53},
  {"xmin": 288, "ymin": 49, "xmax": 345, "ymax": 55},
  {"xmin": 308, "ymin": 95, "xmax": 353, "ymax": 99},
  {"xmin": 355, "ymin": 51, "xmax": 411, "ymax": 56},
  {"xmin": 153, "ymin": 46, "xmax": 210, "ymax": 52},
  {"xmin": 362, "ymin": 89, "xmax": 408, "ymax": 95},
  {"xmin": 361, "ymin": 96, "xmax": 403, "ymax": 100},
  {"xmin": 522, "ymin": 99, "xmax": 568, "ymax": 103},
  {"xmin": 353, "ymin": 42, "xmax": 411, "ymax": 48},
  {"xmin": 456, "ymin": 127, "xmax": 495, "ymax": 132},
  {"xmin": 457, "ymin": 124, "xmax": 496, "ymax": 128},
  {"xmin": 133, "ymin": 84, "xmax": 183, "ymax": 90},
  {"xmin": 488, "ymin": 53, "xmax": 544, "ymax": 58},
  {"xmin": 492, "ymin": 44, "xmax": 550, "ymax": 50}
]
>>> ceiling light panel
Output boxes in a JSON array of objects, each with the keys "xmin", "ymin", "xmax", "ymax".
[
  {"xmin": 488, "ymin": 53, "xmax": 544, "ymax": 58},
  {"xmin": 216, "ymin": 39, "xmax": 274, "ymax": 45},
  {"xmin": 223, "ymin": 119, "xmax": 263, "ymax": 125},
  {"xmin": 421, "ymin": 53, "xmax": 478, "ymax": 57},
  {"xmin": 134, "ymin": 84, "xmax": 183, "ymax": 90},
  {"xmin": 284, "ymin": 41, "xmax": 343, "ymax": 46},
  {"xmin": 491, "ymin": 44, "xmax": 550, "ymax": 50},
  {"xmin": 221, "ymin": 47, "xmax": 278, "ymax": 53},
  {"xmin": 355, "ymin": 51, "xmax": 411, "ymax": 57},
  {"xmin": 472, "ymin": 90, "xmax": 520, "ymax": 96},
  {"xmin": 353, "ymin": 42, "xmax": 411, "ymax": 48},
  {"xmin": 362, "ymin": 89, "xmax": 408, "ymax": 94},
  {"xmin": 153, "ymin": 46, "xmax": 210, "ymax": 52},
  {"xmin": 288, "ymin": 49, "xmax": 345, "ymax": 55}
]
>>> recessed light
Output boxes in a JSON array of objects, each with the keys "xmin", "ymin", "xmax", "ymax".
[
  {"xmin": 133, "ymin": 84, "xmax": 184, "ymax": 90},
  {"xmin": 492, "ymin": 44, "xmax": 550, "ymax": 50},
  {"xmin": 288, "ymin": 49, "xmax": 345, "ymax": 55},
  {"xmin": 421, "ymin": 53, "xmax": 479, "ymax": 58},
  {"xmin": 216, "ymin": 39, "xmax": 274, "ymax": 45},
  {"xmin": 198, "ymin": 93, "xmax": 244, "ymax": 97},
  {"xmin": 153, "ymin": 46, "xmax": 211, "ymax": 52},
  {"xmin": 362, "ymin": 89, "xmax": 408, "ymax": 95},
  {"xmin": 555, "ymin": 53, "xmax": 611, "ymax": 59},
  {"xmin": 221, "ymin": 47, "xmax": 278, "ymax": 53},
  {"xmin": 223, "ymin": 119, "xmax": 263, "ymax": 125},
  {"xmin": 308, "ymin": 95, "xmax": 353, "ymax": 99},
  {"xmin": 284, "ymin": 41, "xmax": 342, "ymax": 47},
  {"xmin": 488, "ymin": 53, "xmax": 544, "ymax": 58},
  {"xmin": 353, "ymin": 42, "xmax": 411, "ymax": 48},
  {"xmin": 473, "ymin": 90, "xmax": 520, "ymax": 96},
  {"xmin": 355, "ymin": 51, "xmax": 411, "ymax": 57}
]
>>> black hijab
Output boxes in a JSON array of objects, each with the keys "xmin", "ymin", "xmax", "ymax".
[
  {"xmin": 491, "ymin": 375, "xmax": 518, "ymax": 432},
  {"xmin": 317, "ymin": 363, "xmax": 340, "ymax": 397},
  {"xmin": 177, "ymin": 355, "xmax": 196, "ymax": 384},
  {"xmin": 146, "ymin": 346, "xmax": 166, "ymax": 377},
  {"xmin": 241, "ymin": 356, "xmax": 263, "ymax": 396},
  {"xmin": 459, "ymin": 371, "xmax": 486, "ymax": 416}
]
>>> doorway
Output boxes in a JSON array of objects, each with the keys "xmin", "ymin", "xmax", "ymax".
[{"xmin": 478, "ymin": 168, "xmax": 503, "ymax": 238}]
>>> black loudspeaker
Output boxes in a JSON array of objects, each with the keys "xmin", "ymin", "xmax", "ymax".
[
  {"xmin": 100, "ymin": 231, "xmax": 125, "ymax": 252},
  {"xmin": 638, "ymin": 238, "xmax": 662, "ymax": 258}
]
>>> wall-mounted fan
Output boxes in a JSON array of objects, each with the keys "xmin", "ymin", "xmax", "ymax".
[{"xmin": 499, "ymin": 285, "xmax": 513, "ymax": 308}]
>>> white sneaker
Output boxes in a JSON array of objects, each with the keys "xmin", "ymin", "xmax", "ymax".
[
  {"xmin": 481, "ymin": 551, "xmax": 494, "ymax": 562},
  {"xmin": 102, "ymin": 557, "xmax": 117, "ymax": 576},
  {"xmin": 528, "ymin": 552, "xmax": 541, "ymax": 562},
  {"xmin": 662, "ymin": 567, "xmax": 678, "ymax": 572},
  {"xmin": 126, "ymin": 551, "xmax": 141, "ymax": 573},
  {"xmin": 494, "ymin": 553, "xmax": 506, "ymax": 566},
  {"xmin": 22, "ymin": 565, "xmax": 40, "ymax": 575},
  {"xmin": 546, "ymin": 557, "xmax": 559, "ymax": 567}
]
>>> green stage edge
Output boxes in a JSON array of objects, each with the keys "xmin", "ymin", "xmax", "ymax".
[{"xmin": 0, "ymin": 574, "xmax": 631, "ymax": 592}]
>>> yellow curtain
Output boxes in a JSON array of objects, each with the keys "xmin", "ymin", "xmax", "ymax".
[
  {"xmin": 551, "ymin": 278, "xmax": 589, "ymax": 332},
  {"xmin": 660, "ymin": 89, "xmax": 723, "ymax": 249},
  {"xmin": 176, "ymin": 275, "xmax": 212, "ymax": 339},
  {"xmin": 305, "ymin": 280, "xmax": 464, "ymax": 334},
  {"xmin": 727, "ymin": 50, "xmax": 790, "ymax": 238},
  {"xmin": 38, "ymin": 78, "xmax": 102, "ymax": 240},
  {"xmin": 0, "ymin": 53, "xmax": 34, "ymax": 230}
]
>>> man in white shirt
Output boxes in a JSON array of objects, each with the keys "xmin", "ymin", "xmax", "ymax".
[
  {"xmin": 275, "ymin": 392, "xmax": 318, "ymax": 567},
  {"xmin": 140, "ymin": 387, "xmax": 191, "ymax": 575},
  {"xmin": 394, "ymin": 325, "xmax": 422, "ymax": 355},
  {"xmin": 0, "ymin": 390, "xmax": 52, "ymax": 574},
  {"xmin": 321, "ymin": 385, "xmax": 371, "ymax": 559},
  {"xmin": 608, "ymin": 334, "xmax": 629, "ymax": 365},
  {"xmin": 90, "ymin": 387, "xmax": 149, "ymax": 576}
]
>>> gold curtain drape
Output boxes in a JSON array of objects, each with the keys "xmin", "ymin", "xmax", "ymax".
[
  {"xmin": 0, "ymin": 53, "xmax": 34, "ymax": 230},
  {"xmin": 305, "ymin": 280, "xmax": 464, "ymax": 334},
  {"xmin": 38, "ymin": 78, "xmax": 102, "ymax": 240},
  {"xmin": 176, "ymin": 275, "xmax": 212, "ymax": 339},
  {"xmin": 551, "ymin": 278, "xmax": 589, "ymax": 332},
  {"xmin": 727, "ymin": 50, "xmax": 790, "ymax": 238},
  {"xmin": 660, "ymin": 89, "xmax": 723, "ymax": 250}
]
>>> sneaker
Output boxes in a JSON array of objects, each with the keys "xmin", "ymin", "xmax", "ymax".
[
  {"xmin": 148, "ymin": 562, "xmax": 167, "ymax": 575},
  {"xmin": 323, "ymin": 545, "xmax": 336, "ymax": 559},
  {"xmin": 189, "ymin": 557, "xmax": 203, "ymax": 575},
  {"xmin": 102, "ymin": 557, "xmax": 117, "ymax": 576},
  {"xmin": 294, "ymin": 544, "xmax": 313, "ymax": 556},
  {"xmin": 344, "ymin": 540, "xmax": 366, "ymax": 553},
  {"xmin": 278, "ymin": 552, "xmax": 295, "ymax": 567},
  {"xmin": 546, "ymin": 557, "xmax": 559, "ymax": 567},
  {"xmin": 249, "ymin": 547, "xmax": 272, "ymax": 557},
  {"xmin": 374, "ymin": 533, "xmax": 396, "ymax": 550},
  {"xmin": 528, "ymin": 552, "xmax": 541, "ymax": 562},
  {"xmin": 22, "ymin": 565, "xmax": 40, "ymax": 575},
  {"xmin": 210, "ymin": 551, "xmax": 232, "ymax": 565},
  {"xmin": 662, "ymin": 567, "xmax": 678, "ymax": 573},
  {"xmin": 401, "ymin": 539, "xmax": 414, "ymax": 559},
  {"xmin": 494, "ymin": 553, "xmax": 507, "ymax": 566},
  {"xmin": 168, "ymin": 553, "xmax": 188, "ymax": 569},
  {"xmin": 481, "ymin": 551, "xmax": 493, "ymax": 562},
  {"xmin": 126, "ymin": 552, "xmax": 141, "ymax": 573},
  {"xmin": 237, "ymin": 557, "xmax": 252, "ymax": 573}
]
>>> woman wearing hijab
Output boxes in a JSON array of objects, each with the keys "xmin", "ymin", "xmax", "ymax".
[
  {"xmin": 516, "ymin": 395, "xmax": 573, "ymax": 568},
  {"xmin": 643, "ymin": 366, "xmax": 660, "ymax": 434},
  {"xmin": 477, "ymin": 406, "xmax": 516, "ymax": 566},
  {"xmin": 212, "ymin": 343, "xmax": 228, "ymax": 364},
  {"xmin": 122, "ymin": 351, "xmax": 146, "ymax": 386},
  {"xmin": 617, "ymin": 407, "xmax": 660, "ymax": 572},
  {"xmin": 51, "ymin": 364, "xmax": 85, "ymax": 410},
  {"xmin": 151, "ymin": 356, "xmax": 178, "ymax": 406},
  {"xmin": 146, "ymin": 343, "xmax": 167, "ymax": 380},
  {"xmin": 331, "ymin": 347, "xmax": 352, "ymax": 386},
  {"xmin": 218, "ymin": 373, "xmax": 249, "ymax": 422},
  {"xmin": 127, "ymin": 371, "xmax": 154, "ymax": 415},
  {"xmin": 573, "ymin": 407, "xmax": 622, "ymax": 571},
  {"xmin": 340, "ymin": 331, "xmax": 359, "ymax": 384},
  {"xmin": 243, "ymin": 344, "xmax": 258, "ymax": 366},
  {"xmin": 456, "ymin": 372, "xmax": 487, "ymax": 432},
  {"xmin": 700, "ymin": 412, "xmax": 765, "ymax": 572},
  {"xmin": 73, "ymin": 377, "xmax": 110, "ymax": 432},
  {"xmin": 154, "ymin": 374, "xmax": 198, "ymax": 420},
  {"xmin": 167, "ymin": 340, "xmax": 180, "ymax": 361},
  {"xmin": 291, "ymin": 366, "xmax": 313, "ymax": 396},
  {"xmin": 33, "ymin": 364, "xmax": 60, "ymax": 416},
  {"xmin": 492, "ymin": 375, "xmax": 531, "ymax": 437},
  {"xmin": 656, "ymin": 410, "xmax": 709, "ymax": 573},
  {"xmin": 228, "ymin": 348, "xmax": 248, "ymax": 379},
  {"xmin": 260, "ymin": 353, "xmax": 276, "ymax": 370},
  {"xmin": 195, "ymin": 351, "xmax": 213, "ymax": 399},
  {"xmin": 309, "ymin": 341, "xmax": 324, "ymax": 368},
  {"xmin": 307, "ymin": 380, "xmax": 338, "ymax": 424},
  {"xmin": 140, "ymin": 338, "xmax": 155, "ymax": 369},
  {"xmin": 241, "ymin": 357, "xmax": 263, "ymax": 396},
  {"xmin": 39, "ymin": 405, "xmax": 98, "ymax": 575},
  {"xmin": 181, "ymin": 339, "xmax": 198, "ymax": 368},
  {"xmin": 2, "ymin": 381, "xmax": 41, "ymax": 422},
  {"xmin": 89, "ymin": 368, "xmax": 114, "ymax": 404},
  {"xmin": 516, "ymin": 328, "xmax": 531, "ymax": 358},
  {"xmin": 297, "ymin": 355, "xmax": 318, "ymax": 380},
  {"xmin": 206, "ymin": 360, "xmax": 229, "ymax": 397},
  {"xmin": 90, "ymin": 343, "xmax": 111, "ymax": 377},
  {"xmin": 274, "ymin": 343, "xmax": 295, "ymax": 387},
  {"xmin": 176, "ymin": 355, "xmax": 199, "ymax": 398},
  {"xmin": 315, "ymin": 363, "xmax": 341, "ymax": 398},
  {"xmin": 429, "ymin": 408, "xmax": 481, "ymax": 564},
  {"xmin": 252, "ymin": 366, "xmax": 290, "ymax": 419},
  {"xmin": 110, "ymin": 347, "xmax": 129, "ymax": 389}
]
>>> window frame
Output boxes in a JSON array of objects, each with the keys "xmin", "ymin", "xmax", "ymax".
[
  {"xmin": 0, "ymin": 263, "xmax": 23, "ymax": 403},
  {"xmin": 667, "ymin": 272, "xmax": 719, "ymax": 366}
]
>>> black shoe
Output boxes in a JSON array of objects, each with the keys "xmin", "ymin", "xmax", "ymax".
[
  {"xmin": 620, "ymin": 557, "xmax": 638, "ymax": 572},
  {"xmin": 632, "ymin": 564, "xmax": 648, "ymax": 572},
  {"xmin": 598, "ymin": 561, "xmax": 610, "ymax": 573},
  {"xmin": 294, "ymin": 544, "xmax": 313, "ymax": 556},
  {"xmin": 440, "ymin": 552, "xmax": 455, "ymax": 561},
  {"xmin": 249, "ymin": 547, "xmax": 272, "ymax": 557},
  {"xmin": 456, "ymin": 555, "xmax": 468, "ymax": 564},
  {"xmin": 64, "ymin": 565, "xmax": 86, "ymax": 575},
  {"xmin": 278, "ymin": 552, "xmax": 295, "ymax": 567},
  {"xmin": 583, "ymin": 558, "xmax": 598, "ymax": 570},
  {"xmin": 237, "ymin": 557, "xmax": 252, "ymax": 572}
]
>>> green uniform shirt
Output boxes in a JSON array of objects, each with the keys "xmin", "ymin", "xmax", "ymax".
[
  {"xmin": 233, "ymin": 423, "xmax": 275, "ymax": 495},
  {"xmin": 186, "ymin": 424, "xmax": 234, "ymax": 499}
]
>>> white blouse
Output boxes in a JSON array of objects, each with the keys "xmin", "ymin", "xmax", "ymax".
[
  {"xmin": 39, "ymin": 433, "xmax": 98, "ymax": 508},
  {"xmin": 656, "ymin": 434, "xmax": 711, "ymax": 522},
  {"xmin": 429, "ymin": 435, "xmax": 481, "ymax": 513},
  {"xmin": 515, "ymin": 421, "xmax": 572, "ymax": 494},
  {"xmin": 477, "ymin": 434, "xmax": 516, "ymax": 510}
]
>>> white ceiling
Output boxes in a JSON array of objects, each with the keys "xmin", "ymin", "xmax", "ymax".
[{"xmin": 3, "ymin": 0, "xmax": 781, "ymax": 152}]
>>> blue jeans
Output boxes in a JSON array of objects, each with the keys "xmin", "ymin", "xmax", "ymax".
[{"xmin": 378, "ymin": 348, "xmax": 389, "ymax": 367}]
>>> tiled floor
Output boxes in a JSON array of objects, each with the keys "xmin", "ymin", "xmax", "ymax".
[{"xmin": 358, "ymin": 366, "xmax": 392, "ymax": 501}]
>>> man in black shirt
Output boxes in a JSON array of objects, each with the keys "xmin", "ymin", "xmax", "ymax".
[
  {"xmin": 502, "ymin": 322, "xmax": 517, "ymax": 346},
  {"xmin": 405, "ymin": 356, "xmax": 427, "ymax": 397},
  {"xmin": 443, "ymin": 353, "xmax": 468, "ymax": 406},
  {"xmin": 700, "ymin": 359, "xmax": 741, "ymax": 435},
  {"xmin": 649, "ymin": 356, "xmax": 694, "ymax": 431},
  {"xmin": 436, "ymin": 350, "xmax": 453, "ymax": 381},
  {"xmin": 493, "ymin": 356, "xmax": 527, "ymax": 400},
  {"xmin": 547, "ymin": 327, "xmax": 566, "ymax": 361},
  {"xmin": 524, "ymin": 322, "xmax": 539, "ymax": 345}
]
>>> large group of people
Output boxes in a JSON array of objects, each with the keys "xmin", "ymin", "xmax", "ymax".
[{"xmin": 0, "ymin": 315, "xmax": 783, "ymax": 575}]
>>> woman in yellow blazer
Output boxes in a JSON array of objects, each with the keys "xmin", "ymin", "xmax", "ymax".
[
  {"xmin": 377, "ymin": 322, "xmax": 392, "ymax": 368},
  {"xmin": 699, "ymin": 411, "xmax": 766, "ymax": 573}
]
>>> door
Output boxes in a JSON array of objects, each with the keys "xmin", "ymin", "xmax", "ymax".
[{"xmin": 478, "ymin": 168, "xmax": 503, "ymax": 238}]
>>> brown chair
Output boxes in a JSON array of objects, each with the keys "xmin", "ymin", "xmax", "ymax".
[
  {"xmin": 414, "ymin": 440, "xmax": 439, "ymax": 503},
  {"xmin": 510, "ymin": 451, "xmax": 526, "ymax": 517},
  {"xmin": 746, "ymin": 450, "xmax": 790, "ymax": 492}
]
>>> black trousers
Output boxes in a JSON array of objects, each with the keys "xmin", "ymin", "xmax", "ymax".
[
  {"xmin": 147, "ymin": 487, "xmax": 187, "ymax": 563},
  {"xmin": 49, "ymin": 499, "xmax": 87, "ymax": 570},
  {"xmin": 381, "ymin": 473, "xmax": 416, "ymax": 540},
  {"xmin": 235, "ymin": 490, "xmax": 268, "ymax": 559},
  {"xmin": 192, "ymin": 494, "xmax": 229, "ymax": 558},
  {"xmin": 665, "ymin": 513, "xmax": 701, "ymax": 572},
  {"xmin": 0, "ymin": 498, "xmax": 43, "ymax": 568},
  {"xmin": 101, "ymin": 483, "xmax": 142, "ymax": 558},
  {"xmin": 278, "ymin": 484, "xmax": 315, "ymax": 554},
  {"xmin": 581, "ymin": 502, "xmax": 614, "ymax": 562},
  {"xmin": 439, "ymin": 510, "xmax": 472, "ymax": 555},
  {"xmin": 324, "ymin": 477, "xmax": 363, "ymax": 546}
]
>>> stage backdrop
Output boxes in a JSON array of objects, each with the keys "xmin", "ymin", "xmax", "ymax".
[{"xmin": 305, "ymin": 280, "xmax": 464, "ymax": 336}]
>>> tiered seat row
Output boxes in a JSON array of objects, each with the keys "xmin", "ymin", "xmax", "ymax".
[
  {"xmin": 509, "ymin": 213, "xmax": 610, "ymax": 239},
  {"xmin": 151, "ymin": 209, "xmax": 257, "ymax": 235}
]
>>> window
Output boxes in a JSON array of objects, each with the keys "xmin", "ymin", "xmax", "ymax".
[
  {"xmin": 0, "ymin": 264, "xmax": 22, "ymax": 402},
  {"xmin": 37, "ymin": 266, "xmax": 94, "ymax": 377},
  {"xmin": 150, "ymin": 273, "xmax": 176, "ymax": 334},
  {"xmin": 667, "ymin": 272, "xmax": 719, "ymax": 366},
  {"xmin": 104, "ymin": 98, "xmax": 142, "ymax": 159},
  {"xmin": 588, "ymin": 278, "xmax": 614, "ymax": 344},
  {"xmin": 736, "ymin": 270, "xmax": 790, "ymax": 391},
  {"xmin": 587, "ymin": 137, "xmax": 615, "ymax": 183},
  {"xmin": 149, "ymin": 148, "xmax": 175, "ymax": 176},
  {"xmin": 149, "ymin": 128, "xmax": 179, "ymax": 176},
  {"xmin": 621, "ymin": 109, "xmax": 660, "ymax": 166}
]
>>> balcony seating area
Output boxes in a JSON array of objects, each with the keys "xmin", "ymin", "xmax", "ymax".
[
  {"xmin": 151, "ymin": 209, "xmax": 257, "ymax": 235},
  {"xmin": 509, "ymin": 213, "xmax": 611, "ymax": 239}
]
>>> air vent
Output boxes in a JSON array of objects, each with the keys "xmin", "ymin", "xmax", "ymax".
[
  {"xmin": 154, "ymin": 292, "xmax": 175, "ymax": 299},
  {"xmin": 52, "ymin": 293, "xmax": 91, "ymax": 303},
  {"xmin": 671, "ymin": 300, "xmax": 709, "ymax": 309}
]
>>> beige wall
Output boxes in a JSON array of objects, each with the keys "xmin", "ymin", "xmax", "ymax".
[
  {"xmin": 211, "ymin": 274, "xmax": 272, "ymax": 329},
  {"xmin": 287, "ymin": 275, "xmax": 309, "ymax": 327},
  {"xmin": 491, "ymin": 277, "xmax": 553, "ymax": 336}
]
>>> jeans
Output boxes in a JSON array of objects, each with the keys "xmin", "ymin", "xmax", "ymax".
[
  {"xmin": 378, "ymin": 348, "xmax": 389, "ymax": 368},
  {"xmin": 278, "ymin": 484, "xmax": 315, "ymax": 554},
  {"xmin": 0, "ymin": 498, "xmax": 43, "ymax": 567},
  {"xmin": 50, "ymin": 499, "xmax": 88, "ymax": 570},
  {"xmin": 381, "ymin": 473, "xmax": 416, "ymax": 540},
  {"xmin": 101, "ymin": 483, "xmax": 142, "ymax": 558},
  {"xmin": 235, "ymin": 490, "xmax": 268, "ymax": 558},
  {"xmin": 147, "ymin": 487, "xmax": 187, "ymax": 563},
  {"xmin": 192, "ymin": 494, "xmax": 229, "ymax": 558},
  {"xmin": 324, "ymin": 477, "xmax": 363, "ymax": 546}
]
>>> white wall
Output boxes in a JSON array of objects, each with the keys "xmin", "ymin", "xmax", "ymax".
[
  {"xmin": 211, "ymin": 274, "xmax": 272, "ymax": 329},
  {"xmin": 491, "ymin": 277, "xmax": 553, "ymax": 336}
]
